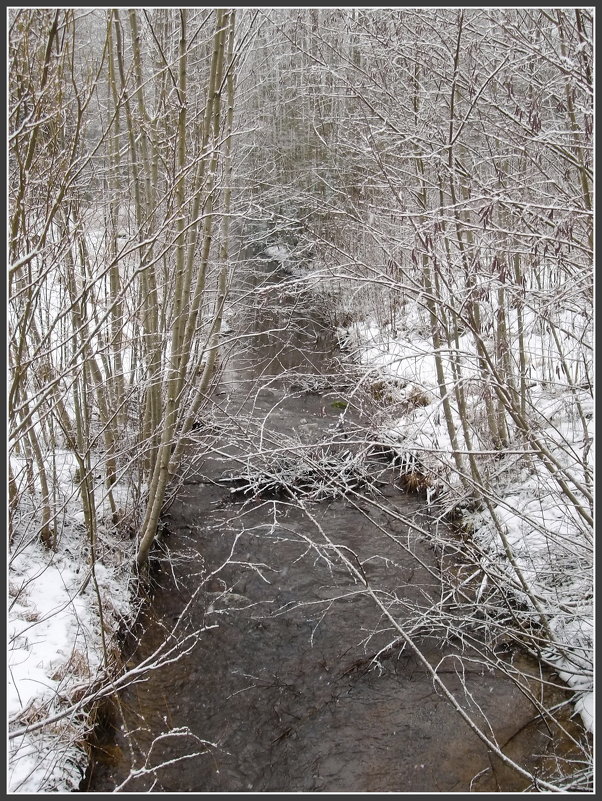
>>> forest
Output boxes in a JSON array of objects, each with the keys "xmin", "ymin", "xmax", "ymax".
[{"xmin": 8, "ymin": 7, "xmax": 593, "ymax": 793}]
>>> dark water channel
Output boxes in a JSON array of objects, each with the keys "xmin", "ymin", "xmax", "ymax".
[{"xmin": 83, "ymin": 267, "xmax": 586, "ymax": 793}]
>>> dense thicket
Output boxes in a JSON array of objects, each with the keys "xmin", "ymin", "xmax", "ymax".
[
  {"xmin": 9, "ymin": 7, "xmax": 592, "ymax": 792},
  {"xmin": 9, "ymin": 9, "xmax": 239, "ymax": 568}
]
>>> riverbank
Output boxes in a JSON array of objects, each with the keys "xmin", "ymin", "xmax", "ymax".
[
  {"xmin": 8, "ymin": 488, "xmax": 135, "ymax": 792},
  {"xmin": 337, "ymin": 315, "xmax": 593, "ymax": 738}
]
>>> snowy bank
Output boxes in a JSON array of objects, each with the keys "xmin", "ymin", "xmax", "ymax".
[
  {"xmin": 8, "ymin": 453, "xmax": 135, "ymax": 793},
  {"xmin": 340, "ymin": 318, "xmax": 593, "ymax": 735}
]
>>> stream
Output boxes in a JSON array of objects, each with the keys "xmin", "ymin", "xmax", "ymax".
[{"xmin": 82, "ymin": 265, "xmax": 586, "ymax": 792}]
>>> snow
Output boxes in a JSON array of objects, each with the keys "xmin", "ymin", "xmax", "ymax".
[
  {"xmin": 7, "ymin": 460, "xmax": 135, "ymax": 793},
  {"xmin": 264, "ymin": 244, "xmax": 290, "ymax": 263}
]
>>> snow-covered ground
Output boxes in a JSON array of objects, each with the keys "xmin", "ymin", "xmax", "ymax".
[
  {"xmin": 8, "ymin": 452, "xmax": 135, "ymax": 793},
  {"xmin": 340, "ymin": 310, "xmax": 593, "ymax": 735}
]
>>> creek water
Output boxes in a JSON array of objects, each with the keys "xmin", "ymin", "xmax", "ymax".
[{"xmin": 82, "ymin": 266, "xmax": 587, "ymax": 793}]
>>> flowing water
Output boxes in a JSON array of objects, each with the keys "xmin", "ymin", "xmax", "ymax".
[{"xmin": 82, "ymin": 266, "xmax": 588, "ymax": 793}]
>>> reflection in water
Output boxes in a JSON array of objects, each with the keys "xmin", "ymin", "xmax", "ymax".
[{"xmin": 82, "ymin": 267, "xmax": 589, "ymax": 792}]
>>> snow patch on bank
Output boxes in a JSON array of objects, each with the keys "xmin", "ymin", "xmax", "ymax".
[
  {"xmin": 8, "ymin": 453, "xmax": 135, "ymax": 793},
  {"xmin": 264, "ymin": 244, "xmax": 290, "ymax": 263}
]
